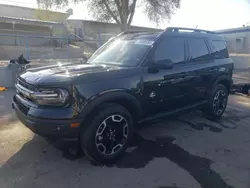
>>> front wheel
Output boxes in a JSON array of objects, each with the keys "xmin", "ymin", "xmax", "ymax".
[
  {"xmin": 80, "ymin": 104, "xmax": 134, "ymax": 164},
  {"xmin": 204, "ymin": 84, "xmax": 229, "ymax": 119}
]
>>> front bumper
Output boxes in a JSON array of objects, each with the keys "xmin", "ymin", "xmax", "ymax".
[{"xmin": 12, "ymin": 95, "xmax": 81, "ymax": 139}]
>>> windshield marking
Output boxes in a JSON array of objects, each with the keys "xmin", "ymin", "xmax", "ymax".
[{"xmin": 135, "ymin": 40, "xmax": 154, "ymax": 46}]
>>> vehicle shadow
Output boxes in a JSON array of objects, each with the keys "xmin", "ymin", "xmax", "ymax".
[
  {"xmin": 0, "ymin": 135, "xmax": 93, "ymax": 188},
  {"xmin": 0, "ymin": 95, "xmax": 248, "ymax": 188},
  {"xmin": 0, "ymin": 123, "xmax": 235, "ymax": 188}
]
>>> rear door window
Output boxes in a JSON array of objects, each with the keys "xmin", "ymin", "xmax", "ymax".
[
  {"xmin": 210, "ymin": 40, "xmax": 229, "ymax": 59},
  {"xmin": 188, "ymin": 38, "xmax": 211, "ymax": 63}
]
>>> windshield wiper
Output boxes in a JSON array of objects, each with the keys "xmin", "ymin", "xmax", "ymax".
[{"xmin": 81, "ymin": 60, "xmax": 90, "ymax": 64}]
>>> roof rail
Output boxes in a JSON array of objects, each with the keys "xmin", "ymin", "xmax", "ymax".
[
  {"xmin": 166, "ymin": 27, "xmax": 215, "ymax": 34},
  {"xmin": 117, "ymin": 30, "xmax": 159, "ymax": 36}
]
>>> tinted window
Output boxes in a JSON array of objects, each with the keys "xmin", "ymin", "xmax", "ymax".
[
  {"xmin": 153, "ymin": 37, "xmax": 185, "ymax": 64},
  {"xmin": 210, "ymin": 40, "xmax": 229, "ymax": 59},
  {"xmin": 188, "ymin": 38, "xmax": 210, "ymax": 63},
  {"xmin": 87, "ymin": 37, "xmax": 154, "ymax": 66}
]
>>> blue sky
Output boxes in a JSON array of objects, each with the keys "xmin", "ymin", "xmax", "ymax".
[{"xmin": 0, "ymin": 0, "xmax": 250, "ymax": 30}]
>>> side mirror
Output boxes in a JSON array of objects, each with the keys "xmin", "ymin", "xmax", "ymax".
[
  {"xmin": 82, "ymin": 55, "xmax": 89, "ymax": 62},
  {"xmin": 150, "ymin": 59, "xmax": 173, "ymax": 70}
]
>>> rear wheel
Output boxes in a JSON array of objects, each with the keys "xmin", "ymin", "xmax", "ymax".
[
  {"xmin": 204, "ymin": 84, "xmax": 229, "ymax": 119},
  {"xmin": 80, "ymin": 104, "xmax": 134, "ymax": 164}
]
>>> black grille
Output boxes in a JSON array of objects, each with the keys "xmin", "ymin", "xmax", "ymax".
[
  {"xmin": 16, "ymin": 78, "xmax": 37, "ymax": 104},
  {"xmin": 18, "ymin": 92, "xmax": 35, "ymax": 103},
  {"xmin": 17, "ymin": 79, "xmax": 36, "ymax": 91},
  {"xmin": 14, "ymin": 96, "xmax": 29, "ymax": 115}
]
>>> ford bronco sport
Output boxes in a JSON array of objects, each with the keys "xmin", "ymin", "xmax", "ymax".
[{"xmin": 12, "ymin": 27, "xmax": 234, "ymax": 163}]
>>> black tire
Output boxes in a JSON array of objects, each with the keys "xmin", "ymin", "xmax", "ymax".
[
  {"xmin": 204, "ymin": 84, "xmax": 229, "ymax": 120},
  {"xmin": 80, "ymin": 103, "xmax": 134, "ymax": 164}
]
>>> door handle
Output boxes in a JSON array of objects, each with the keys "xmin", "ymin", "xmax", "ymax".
[
  {"xmin": 158, "ymin": 80, "xmax": 166, "ymax": 86},
  {"xmin": 179, "ymin": 72, "xmax": 188, "ymax": 77},
  {"xmin": 209, "ymin": 68, "xmax": 217, "ymax": 72}
]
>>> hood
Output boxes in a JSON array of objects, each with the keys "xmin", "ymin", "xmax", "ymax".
[{"xmin": 19, "ymin": 62, "xmax": 137, "ymax": 85}]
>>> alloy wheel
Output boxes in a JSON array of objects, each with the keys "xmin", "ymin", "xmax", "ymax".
[
  {"xmin": 212, "ymin": 90, "xmax": 227, "ymax": 115},
  {"xmin": 95, "ymin": 115, "xmax": 129, "ymax": 156}
]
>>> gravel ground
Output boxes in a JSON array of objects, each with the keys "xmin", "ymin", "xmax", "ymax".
[{"xmin": 0, "ymin": 90, "xmax": 250, "ymax": 188}]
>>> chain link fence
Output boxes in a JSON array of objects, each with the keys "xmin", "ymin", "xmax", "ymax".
[
  {"xmin": 0, "ymin": 32, "xmax": 116, "ymax": 87},
  {"xmin": 0, "ymin": 34, "xmax": 85, "ymax": 61},
  {"xmin": 0, "ymin": 33, "xmax": 116, "ymax": 61}
]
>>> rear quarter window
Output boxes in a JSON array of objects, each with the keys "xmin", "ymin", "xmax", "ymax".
[{"xmin": 210, "ymin": 40, "xmax": 229, "ymax": 59}]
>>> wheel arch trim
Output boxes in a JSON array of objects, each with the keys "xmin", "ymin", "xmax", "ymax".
[
  {"xmin": 214, "ymin": 75, "xmax": 232, "ymax": 91},
  {"xmin": 78, "ymin": 89, "xmax": 143, "ymax": 121}
]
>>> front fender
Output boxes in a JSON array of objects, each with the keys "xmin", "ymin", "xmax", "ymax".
[{"xmin": 77, "ymin": 89, "xmax": 143, "ymax": 120}]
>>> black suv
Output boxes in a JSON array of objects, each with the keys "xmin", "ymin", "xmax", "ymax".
[{"xmin": 12, "ymin": 27, "xmax": 233, "ymax": 163}]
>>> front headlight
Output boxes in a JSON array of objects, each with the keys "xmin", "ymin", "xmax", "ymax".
[{"xmin": 32, "ymin": 88, "xmax": 69, "ymax": 106}]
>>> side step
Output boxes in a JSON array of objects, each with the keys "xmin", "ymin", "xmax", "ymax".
[{"xmin": 138, "ymin": 101, "xmax": 207, "ymax": 124}]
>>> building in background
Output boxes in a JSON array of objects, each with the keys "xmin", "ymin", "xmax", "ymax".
[
  {"xmin": 0, "ymin": 4, "xmax": 72, "ymax": 46},
  {"xmin": 216, "ymin": 27, "xmax": 250, "ymax": 70},
  {"xmin": 216, "ymin": 27, "xmax": 250, "ymax": 54}
]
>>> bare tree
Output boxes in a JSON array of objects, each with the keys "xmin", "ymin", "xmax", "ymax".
[{"xmin": 37, "ymin": 0, "xmax": 181, "ymax": 31}]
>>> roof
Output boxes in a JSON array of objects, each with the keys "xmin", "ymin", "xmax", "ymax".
[
  {"xmin": 0, "ymin": 16, "xmax": 65, "ymax": 27},
  {"xmin": 215, "ymin": 27, "xmax": 250, "ymax": 34},
  {"xmin": 118, "ymin": 29, "xmax": 224, "ymax": 41},
  {"xmin": 163, "ymin": 28, "xmax": 225, "ymax": 40}
]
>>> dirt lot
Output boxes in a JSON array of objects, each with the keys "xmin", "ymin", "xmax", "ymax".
[{"xmin": 1, "ymin": 88, "xmax": 250, "ymax": 188}]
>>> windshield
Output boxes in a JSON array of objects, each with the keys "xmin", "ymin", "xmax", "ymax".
[{"xmin": 87, "ymin": 38, "xmax": 154, "ymax": 67}]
